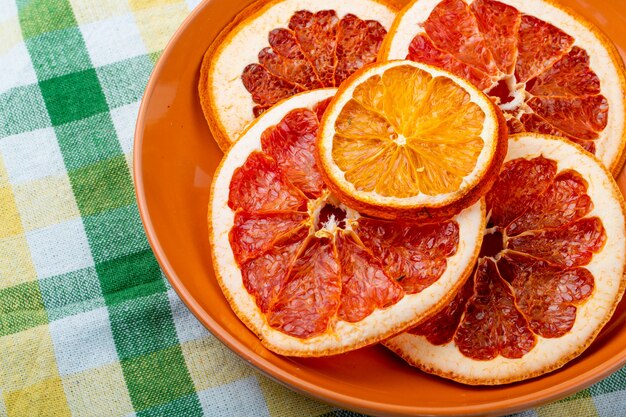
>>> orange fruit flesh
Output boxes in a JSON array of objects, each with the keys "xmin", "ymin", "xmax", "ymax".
[
  {"xmin": 241, "ymin": 10, "xmax": 387, "ymax": 116},
  {"xmin": 332, "ymin": 65, "xmax": 487, "ymax": 197},
  {"xmin": 227, "ymin": 102, "xmax": 462, "ymax": 339},
  {"xmin": 411, "ymin": 156, "xmax": 605, "ymax": 360},
  {"xmin": 405, "ymin": 0, "xmax": 608, "ymax": 154}
]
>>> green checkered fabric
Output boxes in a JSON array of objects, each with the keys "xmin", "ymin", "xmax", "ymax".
[{"xmin": 0, "ymin": 0, "xmax": 624, "ymax": 416}]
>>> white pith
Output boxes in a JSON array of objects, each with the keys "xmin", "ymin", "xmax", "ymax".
[
  {"xmin": 384, "ymin": 134, "xmax": 626, "ymax": 384},
  {"xmin": 309, "ymin": 191, "xmax": 360, "ymax": 235},
  {"xmin": 318, "ymin": 60, "xmax": 499, "ymax": 207},
  {"xmin": 209, "ymin": 0, "xmax": 397, "ymax": 144},
  {"xmin": 210, "ymin": 89, "xmax": 486, "ymax": 356},
  {"xmin": 382, "ymin": 0, "xmax": 626, "ymax": 171}
]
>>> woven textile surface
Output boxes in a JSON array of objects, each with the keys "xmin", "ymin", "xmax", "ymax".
[{"xmin": 1, "ymin": 0, "xmax": 625, "ymax": 416}]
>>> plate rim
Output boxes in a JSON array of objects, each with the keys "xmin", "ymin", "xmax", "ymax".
[{"xmin": 132, "ymin": 0, "xmax": 626, "ymax": 415}]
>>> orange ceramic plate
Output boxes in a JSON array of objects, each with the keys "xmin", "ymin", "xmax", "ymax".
[{"xmin": 134, "ymin": 1, "xmax": 626, "ymax": 415}]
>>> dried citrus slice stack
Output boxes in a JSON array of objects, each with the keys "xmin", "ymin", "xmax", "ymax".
[
  {"xmin": 209, "ymin": 89, "xmax": 486, "ymax": 356},
  {"xmin": 200, "ymin": 0, "xmax": 398, "ymax": 151},
  {"xmin": 316, "ymin": 60, "xmax": 507, "ymax": 220},
  {"xmin": 380, "ymin": 0, "xmax": 626, "ymax": 174},
  {"xmin": 384, "ymin": 134, "xmax": 626, "ymax": 385}
]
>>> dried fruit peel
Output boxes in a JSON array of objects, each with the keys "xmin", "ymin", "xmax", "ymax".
[
  {"xmin": 384, "ymin": 134, "xmax": 626, "ymax": 385},
  {"xmin": 209, "ymin": 89, "xmax": 486, "ymax": 356},
  {"xmin": 200, "ymin": 0, "xmax": 398, "ymax": 151},
  {"xmin": 380, "ymin": 0, "xmax": 626, "ymax": 174}
]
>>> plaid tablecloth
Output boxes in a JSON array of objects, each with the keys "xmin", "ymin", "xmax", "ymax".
[{"xmin": 1, "ymin": 0, "xmax": 626, "ymax": 416}]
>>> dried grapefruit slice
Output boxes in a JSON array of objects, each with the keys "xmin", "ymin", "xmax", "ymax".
[
  {"xmin": 316, "ymin": 60, "xmax": 507, "ymax": 221},
  {"xmin": 384, "ymin": 134, "xmax": 626, "ymax": 385},
  {"xmin": 200, "ymin": 0, "xmax": 398, "ymax": 151},
  {"xmin": 209, "ymin": 89, "xmax": 485, "ymax": 356},
  {"xmin": 380, "ymin": 0, "xmax": 626, "ymax": 174}
]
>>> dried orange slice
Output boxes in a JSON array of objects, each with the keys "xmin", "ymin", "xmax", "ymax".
[
  {"xmin": 380, "ymin": 0, "xmax": 626, "ymax": 174},
  {"xmin": 384, "ymin": 134, "xmax": 626, "ymax": 385},
  {"xmin": 200, "ymin": 0, "xmax": 398, "ymax": 151},
  {"xmin": 316, "ymin": 60, "xmax": 507, "ymax": 221},
  {"xmin": 209, "ymin": 89, "xmax": 485, "ymax": 356}
]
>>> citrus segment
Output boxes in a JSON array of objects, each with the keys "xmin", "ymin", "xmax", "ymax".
[
  {"xmin": 334, "ymin": 15, "xmax": 388, "ymax": 85},
  {"xmin": 507, "ymin": 217, "xmax": 606, "ymax": 267},
  {"xmin": 409, "ymin": 278, "xmax": 473, "ymax": 345},
  {"xmin": 230, "ymin": 211, "xmax": 309, "ymax": 264},
  {"xmin": 267, "ymin": 236, "xmax": 342, "ymax": 338},
  {"xmin": 241, "ymin": 227, "xmax": 308, "ymax": 313},
  {"xmin": 333, "ymin": 101, "xmax": 393, "ymax": 141},
  {"xmin": 381, "ymin": 0, "xmax": 626, "ymax": 173},
  {"xmin": 228, "ymin": 151, "xmax": 307, "ymax": 212},
  {"xmin": 335, "ymin": 230, "xmax": 404, "ymax": 322},
  {"xmin": 261, "ymin": 108, "xmax": 324, "ymax": 197},
  {"xmin": 289, "ymin": 10, "xmax": 339, "ymax": 87},
  {"xmin": 422, "ymin": 0, "xmax": 497, "ymax": 75},
  {"xmin": 261, "ymin": 28, "xmax": 323, "ymax": 90},
  {"xmin": 209, "ymin": 89, "xmax": 485, "ymax": 356},
  {"xmin": 407, "ymin": 34, "xmax": 493, "ymax": 90},
  {"xmin": 201, "ymin": 0, "xmax": 397, "ymax": 150},
  {"xmin": 505, "ymin": 171, "xmax": 593, "ymax": 236},
  {"xmin": 486, "ymin": 156, "xmax": 556, "ymax": 229},
  {"xmin": 384, "ymin": 134, "xmax": 626, "ymax": 384},
  {"xmin": 498, "ymin": 251, "xmax": 594, "ymax": 338},
  {"xmin": 317, "ymin": 60, "xmax": 505, "ymax": 220},
  {"xmin": 242, "ymin": 65, "xmax": 300, "ymax": 117},
  {"xmin": 526, "ymin": 95, "xmax": 608, "ymax": 140},
  {"xmin": 354, "ymin": 218, "xmax": 458, "ymax": 294},
  {"xmin": 528, "ymin": 47, "xmax": 600, "ymax": 97},
  {"xmin": 470, "ymin": 0, "xmax": 519, "ymax": 74},
  {"xmin": 514, "ymin": 15, "xmax": 574, "ymax": 83},
  {"xmin": 455, "ymin": 258, "xmax": 537, "ymax": 361},
  {"xmin": 518, "ymin": 112, "xmax": 576, "ymax": 143}
]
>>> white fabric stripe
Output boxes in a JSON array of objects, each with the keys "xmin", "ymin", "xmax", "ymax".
[
  {"xmin": 167, "ymin": 289, "xmax": 210, "ymax": 344},
  {"xmin": 49, "ymin": 307, "xmax": 119, "ymax": 375},
  {"xmin": 0, "ymin": 0, "xmax": 17, "ymax": 22},
  {"xmin": 197, "ymin": 377, "xmax": 270, "ymax": 417},
  {"xmin": 592, "ymin": 389, "xmax": 626, "ymax": 417},
  {"xmin": 0, "ymin": 128, "xmax": 65, "ymax": 184},
  {"xmin": 0, "ymin": 43, "xmax": 38, "ymax": 94},
  {"xmin": 25, "ymin": 218, "xmax": 95, "ymax": 279},
  {"xmin": 509, "ymin": 409, "xmax": 539, "ymax": 417},
  {"xmin": 185, "ymin": 0, "xmax": 202, "ymax": 12},
  {"xmin": 80, "ymin": 13, "xmax": 147, "ymax": 68},
  {"xmin": 110, "ymin": 101, "xmax": 141, "ymax": 155}
]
